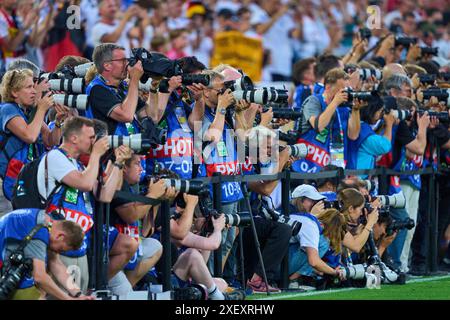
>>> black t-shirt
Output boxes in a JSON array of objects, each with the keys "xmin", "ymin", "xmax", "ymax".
[
  {"xmin": 392, "ymin": 120, "xmax": 415, "ymax": 165},
  {"xmin": 88, "ymin": 84, "xmax": 146, "ymax": 134},
  {"xmin": 110, "ymin": 180, "xmax": 134, "ymax": 226}
]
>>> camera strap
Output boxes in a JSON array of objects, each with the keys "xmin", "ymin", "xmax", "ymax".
[{"xmin": 16, "ymin": 224, "xmax": 49, "ymax": 254}]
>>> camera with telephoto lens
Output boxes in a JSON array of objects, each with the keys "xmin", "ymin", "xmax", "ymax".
[
  {"xmin": 128, "ymin": 48, "xmax": 183, "ymax": 83},
  {"xmin": 323, "ymin": 200, "xmax": 341, "ymax": 210},
  {"xmin": 377, "ymin": 192, "xmax": 406, "ymax": 209},
  {"xmin": 48, "ymin": 78, "xmax": 86, "ymax": 94},
  {"xmin": 417, "ymin": 109, "xmax": 449, "ymax": 122},
  {"xmin": 339, "ymin": 264, "xmax": 366, "ymax": 280},
  {"xmin": 0, "ymin": 251, "xmax": 33, "ymax": 300},
  {"xmin": 260, "ymin": 206, "xmax": 301, "ymax": 237},
  {"xmin": 344, "ymin": 89, "xmax": 378, "ymax": 104},
  {"xmin": 269, "ymin": 107, "xmax": 303, "ymax": 120},
  {"xmin": 198, "ymin": 189, "xmax": 251, "ymax": 234},
  {"xmin": 278, "ymin": 130, "xmax": 300, "ymax": 145},
  {"xmin": 107, "ymin": 134, "xmax": 152, "ymax": 154},
  {"xmin": 386, "ymin": 218, "xmax": 415, "ymax": 236},
  {"xmin": 286, "ymin": 143, "xmax": 308, "ymax": 158},
  {"xmin": 53, "ymin": 94, "xmax": 88, "ymax": 111},
  {"xmin": 232, "ymin": 87, "xmax": 289, "ymax": 105},
  {"xmin": 419, "ymin": 74, "xmax": 436, "ymax": 85},
  {"xmin": 420, "ymin": 47, "xmax": 439, "ymax": 56},
  {"xmin": 394, "ymin": 36, "xmax": 417, "ymax": 47},
  {"xmin": 422, "ymin": 88, "xmax": 450, "ymax": 107},
  {"xmin": 359, "ymin": 69, "xmax": 382, "ymax": 81},
  {"xmin": 162, "ymin": 179, "xmax": 205, "ymax": 195},
  {"xmin": 383, "ymin": 96, "xmax": 412, "ymax": 121}
]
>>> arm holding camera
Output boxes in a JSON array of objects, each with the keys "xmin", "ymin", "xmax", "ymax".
[
  {"xmin": 347, "ymin": 98, "xmax": 364, "ymax": 140},
  {"xmin": 6, "ymin": 92, "xmax": 53, "ymax": 145},
  {"xmin": 95, "ymin": 145, "xmax": 133, "ymax": 203},
  {"xmin": 404, "ymin": 112, "xmax": 430, "ymax": 156},
  {"xmin": 343, "ymin": 207, "xmax": 379, "ymax": 253},
  {"xmin": 170, "ymin": 194, "xmax": 199, "ymax": 241},
  {"xmin": 310, "ymin": 89, "xmax": 347, "ymax": 133},
  {"xmin": 203, "ymin": 89, "xmax": 234, "ymax": 143},
  {"xmin": 109, "ymin": 61, "xmax": 143, "ymax": 123},
  {"xmin": 61, "ymin": 137, "xmax": 109, "ymax": 192},
  {"xmin": 149, "ymin": 76, "xmax": 182, "ymax": 123},
  {"xmin": 187, "ymin": 83, "xmax": 207, "ymax": 130},
  {"xmin": 177, "ymin": 214, "xmax": 226, "ymax": 251}
]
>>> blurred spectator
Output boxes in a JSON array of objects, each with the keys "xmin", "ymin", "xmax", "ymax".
[{"xmin": 167, "ymin": 28, "xmax": 189, "ymax": 60}]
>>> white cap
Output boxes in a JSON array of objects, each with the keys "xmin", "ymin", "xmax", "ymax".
[{"xmin": 291, "ymin": 184, "xmax": 326, "ymax": 201}]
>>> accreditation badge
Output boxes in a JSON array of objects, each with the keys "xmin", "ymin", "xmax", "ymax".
[
  {"xmin": 330, "ymin": 144, "xmax": 345, "ymax": 168},
  {"xmin": 64, "ymin": 187, "xmax": 78, "ymax": 204},
  {"xmin": 217, "ymin": 141, "xmax": 228, "ymax": 157}
]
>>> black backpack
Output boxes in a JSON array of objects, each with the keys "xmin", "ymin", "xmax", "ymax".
[{"xmin": 11, "ymin": 154, "xmax": 61, "ymax": 210}]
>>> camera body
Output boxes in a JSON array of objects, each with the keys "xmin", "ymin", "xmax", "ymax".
[
  {"xmin": 386, "ymin": 218, "xmax": 415, "ymax": 236},
  {"xmin": 0, "ymin": 251, "xmax": 33, "ymax": 300},
  {"xmin": 395, "ymin": 36, "xmax": 417, "ymax": 47}
]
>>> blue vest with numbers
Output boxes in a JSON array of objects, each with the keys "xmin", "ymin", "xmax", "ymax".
[
  {"xmin": 45, "ymin": 149, "xmax": 93, "ymax": 258},
  {"xmin": 0, "ymin": 208, "xmax": 49, "ymax": 289},
  {"xmin": 85, "ymin": 75, "xmax": 140, "ymax": 136},
  {"xmin": 292, "ymin": 94, "xmax": 349, "ymax": 173},
  {"xmin": 146, "ymin": 92, "xmax": 194, "ymax": 179},
  {"xmin": 199, "ymin": 107, "xmax": 243, "ymax": 203}
]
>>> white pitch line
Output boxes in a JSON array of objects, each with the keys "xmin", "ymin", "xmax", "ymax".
[{"xmin": 254, "ymin": 274, "xmax": 450, "ymax": 300}]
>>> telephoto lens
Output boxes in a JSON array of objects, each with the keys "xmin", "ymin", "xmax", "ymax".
[
  {"xmin": 74, "ymin": 62, "xmax": 94, "ymax": 77},
  {"xmin": 287, "ymin": 143, "xmax": 308, "ymax": 158},
  {"xmin": 107, "ymin": 134, "xmax": 152, "ymax": 153},
  {"xmin": 359, "ymin": 69, "xmax": 382, "ymax": 81},
  {"xmin": 390, "ymin": 109, "xmax": 411, "ymax": 121},
  {"xmin": 223, "ymin": 213, "xmax": 251, "ymax": 227},
  {"xmin": 49, "ymin": 78, "xmax": 86, "ymax": 94},
  {"xmin": 162, "ymin": 179, "xmax": 205, "ymax": 195},
  {"xmin": 377, "ymin": 192, "xmax": 406, "ymax": 208},
  {"xmin": 52, "ymin": 94, "xmax": 88, "ymax": 111},
  {"xmin": 181, "ymin": 74, "xmax": 211, "ymax": 87}
]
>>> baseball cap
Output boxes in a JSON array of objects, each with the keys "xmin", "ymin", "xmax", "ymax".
[{"xmin": 291, "ymin": 184, "xmax": 326, "ymax": 201}]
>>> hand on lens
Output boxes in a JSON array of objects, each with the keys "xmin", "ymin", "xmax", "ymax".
[
  {"xmin": 147, "ymin": 179, "xmax": 167, "ymax": 199},
  {"xmin": 212, "ymin": 213, "xmax": 226, "ymax": 231}
]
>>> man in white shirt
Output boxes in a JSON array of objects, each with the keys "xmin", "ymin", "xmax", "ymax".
[{"xmin": 92, "ymin": 0, "xmax": 139, "ymax": 55}]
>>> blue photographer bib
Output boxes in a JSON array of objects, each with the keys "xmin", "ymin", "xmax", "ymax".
[
  {"xmin": 85, "ymin": 75, "xmax": 141, "ymax": 136},
  {"xmin": 292, "ymin": 94, "xmax": 349, "ymax": 173},
  {"xmin": 199, "ymin": 107, "xmax": 243, "ymax": 203},
  {"xmin": 46, "ymin": 149, "xmax": 94, "ymax": 257},
  {"xmin": 0, "ymin": 208, "xmax": 50, "ymax": 289},
  {"xmin": 146, "ymin": 92, "xmax": 194, "ymax": 179}
]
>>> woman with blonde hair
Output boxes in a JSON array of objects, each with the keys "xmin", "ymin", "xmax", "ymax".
[
  {"xmin": 288, "ymin": 184, "xmax": 347, "ymax": 286},
  {"xmin": 0, "ymin": 68, "xmax": 68, "ymax": 200}
]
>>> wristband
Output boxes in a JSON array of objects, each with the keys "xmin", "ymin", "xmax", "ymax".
[
  {"xmin": 365, "ymin": 226, "xmax": 372, "ymax": 233},
  {"xmin": 149, "ymin": 88, "xmax": 158, "ymax": 93},
  {"xmin": 55, "ymin": 121, "xmax": 63, "ymax": 128},
  {"xmin": 113, "ymin": 162, "xmax": 124, "ymax": 170}
]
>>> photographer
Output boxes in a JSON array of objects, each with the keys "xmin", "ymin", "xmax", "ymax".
[
  {"xmin": 291, "ymin": 57, "xmax": 316, "ymax": 111},
  {"xmin": 36, "ymin": 117, "xmax": 135, "ymax": 294},
  {"xmin": 316, "ymin": 164, "xmax": 339, "ymax": 201},
  {"xmin": 338, "ymin": 188, "xmax": 380, "ymax": 254},
  {"xmin": 146, "ymin": 56, "xmax": 206, "ymax": 179},
  {"xmin": 86, "ymin": 43, "xmax": 151, "ymax": 136},
  {"xmin": 242, "ymin": 126, "xmax": 293, "ymax": 293},
  {"xmin": 0, "ymin": 69, "xmax": 67, "ymax": 201},
  {"xmin": 293, "ymin": 68, "xmax": 362, "ymax": 173},
  {"xmin": 0, "ymin": 208, "xmax": 93, "ymax": 300},
  {"xmin": 346, "ymin": 95, "xmax": 396, "ymax": 171},
  {"xmin": 108, "ymin": 153, "xmax": 171, "ymax": 296},
  {"xmin": 288, "ymin": 185, "xmax": 346, "ymax": 288}
]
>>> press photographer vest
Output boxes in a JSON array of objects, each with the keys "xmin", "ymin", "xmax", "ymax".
[
  {"xmin": 346, "ymin": 122, "xmax": 374, "ymax": 170},
  {"xmin": 376, "ymin": 125, "xmax": 402, "ymax": 195},
  {"xmin": 146, "ymin": 91, "xmax": 194, "ymax": 179},
  {"xmin": 0, "ymin": 103, "xmax": 42, "ymax": 200},
  {"xmin": 46, "ymin": 149, "xmax": 94, "ymax": 258},
  {"xmin": 85, "ymin": 76, "xmax": 141, "ymax": 136},
  {"xmin": 200, "ymin": 107, "xmax": 243, "ymax": 203},
  {"xmin": 0, "ymin": 209, "xmax": 50, "ymax": 289},
  {"xmin": 290, "ymin": 212, "xmax": 341, "ymax": 267},
  {"xmin": 292, "ymin": 94, "xmax": 349, "ymax": 173}
]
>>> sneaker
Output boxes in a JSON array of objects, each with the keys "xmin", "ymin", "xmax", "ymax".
[
  {"xmin": 288, "ymin": 279, "xmax": 299, "ymax": 289},
  {"xmin": 246, "ymin": 278, "xmax": 281, "ymax": 293},
  {"xmin": 224, "ymin": 289, "xmax": 246, "ymax": 300}
]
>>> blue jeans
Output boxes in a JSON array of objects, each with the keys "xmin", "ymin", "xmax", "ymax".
[
  {"xmin": 288, "ymin": 234, "xmax": 330, "ymax": 277},
  {"xmin": 387, "ymin": 207, "xmax": 409, "ymax": 269}
]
